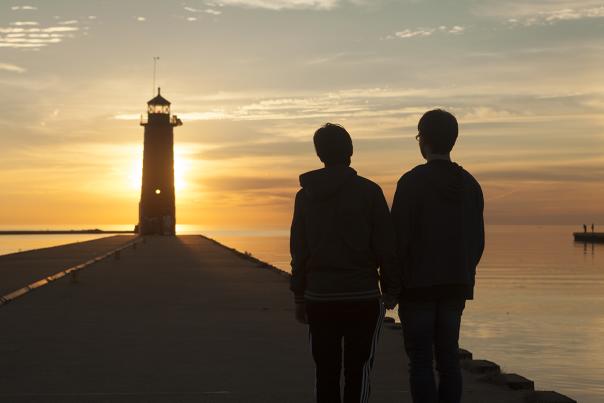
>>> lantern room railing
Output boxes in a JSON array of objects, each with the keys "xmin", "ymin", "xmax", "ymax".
[{"xmin": 140, "ymin": 114, "xmax": 182, "ymax": 126}]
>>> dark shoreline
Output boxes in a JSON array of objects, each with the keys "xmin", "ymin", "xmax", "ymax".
[{"xmin": 0, "ymin": 229, "xmax": 135, "ymax": 235}]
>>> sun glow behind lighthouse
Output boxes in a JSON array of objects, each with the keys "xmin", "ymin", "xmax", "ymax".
[
  {"xmin": 128, "ymin": 145, "xmax": 192, "ymax": 193},
  {"xmin": 174, "ymin": 147, "xmax": 191, "ymax": 192}
]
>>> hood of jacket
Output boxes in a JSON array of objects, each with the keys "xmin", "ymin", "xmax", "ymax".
[
  {"xmin": 299, "ymin": 166, "xmax": 357, "ymax": 201},
  {"xmin": 426, "ymin": 160, "xmax": 464, "ymax": 203}
]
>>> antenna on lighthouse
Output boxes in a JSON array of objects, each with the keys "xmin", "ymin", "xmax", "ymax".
[{"xmin": 152, "ymin": 56, "xmax": 160, "ymax": 96}]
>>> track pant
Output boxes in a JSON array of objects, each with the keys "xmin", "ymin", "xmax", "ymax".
[
  {"xmin": 399, "ymin": 299, "xmax": 466, "ymax": 403},
  {"xmin": 306, "ymin": 299, "xmax": 385, "ymax": 403}
]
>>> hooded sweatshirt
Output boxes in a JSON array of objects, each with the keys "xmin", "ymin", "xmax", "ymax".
[
  {"xmin": 290, "ymin": 166, "xmax": 401, "ymax": 303},
  {"xmin": 391, "ymin": 160, "xmax": 484, "ymax": 300}
]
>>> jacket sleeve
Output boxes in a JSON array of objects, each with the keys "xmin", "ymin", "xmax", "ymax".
[
  {"xmin": 371, "ymin": 186, "xmax": 402, "ymax": 298},
  {"xmin": 290, "ymin": 189, "xmax": 309, "ymax": 304},
  {"xmin": 475, "ymin": 182, "xmax": 485, "ymax": 267},
  {"xmin": 391, "ymin": 175, "xmax": 412, "ymax": 287}
]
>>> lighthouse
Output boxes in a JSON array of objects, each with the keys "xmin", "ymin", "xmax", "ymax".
[{"xmin": 138, "ymin": 88, "xmax": 182, "ymax": 235}]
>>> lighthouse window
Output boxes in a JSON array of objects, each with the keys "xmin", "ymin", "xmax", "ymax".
[
  {"xmin": 148, "ymin": 104, "xmax": 170, "ymax": 114},
  {"xmin": 155, "ymin": 189, "xmax": 161, "ymax": 194}
]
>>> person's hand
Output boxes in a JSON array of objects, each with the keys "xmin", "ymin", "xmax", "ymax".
[
  {"xmin": 295, "ymin": 303, "xmax": 308, "ymax": 324},
  {"xmin": 382, "ymin": 293, "xmax": 398, "ymax": 310}
]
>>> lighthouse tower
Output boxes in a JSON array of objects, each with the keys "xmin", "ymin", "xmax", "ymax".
[{"xmin": 138, "ymin": 88, "xmax": 182, "ymax": 235}]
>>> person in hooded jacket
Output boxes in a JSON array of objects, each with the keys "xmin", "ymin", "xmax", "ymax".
[
  {"xmin": 290, "ymin": 123, "xmax": 401, "ymax": 403},
  {"xmin": 391, "ymin": 109, "xmax": 484, "ymax": 403}
]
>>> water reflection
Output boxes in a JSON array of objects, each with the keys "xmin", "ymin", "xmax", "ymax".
[{"xmin": 578, "ymin": 240, "xmax": 595, "ymax": 257}]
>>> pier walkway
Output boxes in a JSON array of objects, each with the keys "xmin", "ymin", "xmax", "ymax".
[
  {"xmin": 0, "ymin": 235, "xmax": 136, "ymax": 295},
  {"xmin": 0, "ymin": 235, "xmax": 529, "ymax": 402}
]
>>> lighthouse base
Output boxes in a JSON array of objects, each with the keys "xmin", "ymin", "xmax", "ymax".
[{"xmin": 138, "ymin": 215, "xmax": 175, "ymax": 236}]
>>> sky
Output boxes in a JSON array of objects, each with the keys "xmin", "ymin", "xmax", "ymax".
[{"xmin": 0, "ymin": 0, "xmax": 603, "ymax": 229}]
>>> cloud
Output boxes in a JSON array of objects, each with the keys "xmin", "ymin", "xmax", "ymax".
[
  {"xmin": 474, "ymin": 1, "xmax": 604, "ymax": 26},
  {"xmin": 478, "ymin": 163, "xmax": 604, "ymax": 184},
  {"xmin": 11, "ymin": 5, "xmax": 37, "ymax": 10},
  {"xmin": 10, "ymin": 21, "xmax": 38, "ymax": 26},
  {"xmin": 391, "ymin": 25, "xmax": 466, "ymax": 39},
  {"xmin": 213, "ymin": 0, "xmax": 338, "ymax": 10},
  {"xmin": 184, "ymin": 5, "xmax": 225, "ymax": 15},
  {"xmin": 507, "ymin": 6, "xmax": 604, "ymax": 26},
  {"xmin": 0, "ymin": 24, "xmax": 79, "ymax": 48},
  {"xmin": 447, "ymin": 25, "xmax": 465, "ymax": 34},
  {"xmin": 197, "ymin": 140, "xmax": 312, "ymax": 160},
  {"xmin": 113, "ymin": 87, "xmax": 545, "ymax": 126},
  {"xmin": 136, "ymin": 16, "xmax": 146, "ymax": 22},
  {"xmin": 0, "ymin": 63, "xmax": 26, "ymax": 73},
  {"xmin": 187, "ymin": 17, "xmax": 198, "ymax": 21},
  {"xmin": 59, "ymin": 20, "xmax": 79, "ymax": 25},
  {"xmin": 394, "ymin": 28, "xmax": 434, "ymax": 39},
  {"xmin": 201, "ymin": 176, "xmax": 297, "ymax": 191}
]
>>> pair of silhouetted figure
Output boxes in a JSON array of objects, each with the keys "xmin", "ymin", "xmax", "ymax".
[{"xmin": 290, "ymin": 109, "xmax": 484, "ymax": 403}]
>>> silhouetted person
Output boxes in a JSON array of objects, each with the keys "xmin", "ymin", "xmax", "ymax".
[
  {"xmin": 391, "ymin": 109, "xmax": 484, "ymax": 403},
  {"xmin": 583, "ymin": 224, "xmax": 588, "ymax": 233},
  {"xmin": 592, "ymin": 223, "xmax": 595, "ymax": 233},
  {"xmin": 290, "ymin": 123, "xmax": 400, "ymax": 403}
]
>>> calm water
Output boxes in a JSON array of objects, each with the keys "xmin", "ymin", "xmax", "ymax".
[
  {"xmin": 2, "ymin": 224, "xmax": 602, "ymax": 402},
  {"xmin": 0, "ymin": 225, "xmax": 134, "ymax": 256}
]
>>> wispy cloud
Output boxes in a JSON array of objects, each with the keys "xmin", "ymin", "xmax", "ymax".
[
  {"xmin": 213, "ymin": 0, "xmax": 338, "ymax": 11},
  {"xmin": 136, "ymin": 16, "xmax": 146, "ymax": 22},
  {"xmin": 0, "ymin": 62, "xmax": 26, "ymax": 73},
  {"xmin": 394, "ymin": 28, "xmax": 434, "ymax": 39},
  {"xmin": 184, "ymin": 6, "xmax": 224, "ymax": 15},
  {"xmin": 390, "ymin": 25, "xmax": 466, "ymax": 39},
  {"xmin": 10, "ymin": 21, "xmax": 39, "ymax": 26},
  {"xmin": 0, "ymin": 24, "xmax": 79, "ymax": 48},
  {"xmin": 11, "ymin": 5, "xmax": 37, "ymax": 11},
  {"xmin": 474, "ymin": 1, "xmax": 604, "ymax": 26},
  {"xmin": 112, "ymin": 87, "xmax": 535, "ymax": 125}
]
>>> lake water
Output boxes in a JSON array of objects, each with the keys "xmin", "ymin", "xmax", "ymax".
[{"xmin": 1, "ymin": 224, "xmax": 602, "ymax": 402}]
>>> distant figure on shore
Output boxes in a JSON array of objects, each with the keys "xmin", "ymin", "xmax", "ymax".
[
  {"xmin": 290, "ymin": 123, "xmax": 400, "ymax": 403},
  {"xmin": 584, "ymin": 224, "xmax": 588, "ymax": 233},
  {"xmin": 391, "ymin": 109, "xmax": 485, "ymax": 403},
  {"xmin": 592, "ymin": 223, "xmax": 595, "ymax": 233}
]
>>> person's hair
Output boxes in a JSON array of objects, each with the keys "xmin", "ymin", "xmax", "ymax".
[
  {"xmin": 313, "ymin": 123, "xmax": 353, "ymax": 165},
  {"xmin": 418, "ymin": 109, "xmax": 458, "ymax": 154}
]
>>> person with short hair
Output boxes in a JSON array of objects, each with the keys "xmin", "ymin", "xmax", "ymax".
[
  {"xmin": 391, "ymin": 109, "xmax": 485, "ymax": 403},
  {"xmin": 290, "ymin": 123, "xmax": 400, "ymax": 403}
]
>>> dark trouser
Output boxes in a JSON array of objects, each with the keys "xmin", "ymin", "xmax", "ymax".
[
  {"xmin": 398, "ymin": 299, "xmax": 466, "ymax": 403},
  {"xmin": 306, "ymin": 299, "xmax": 385, "ymax": 403}
]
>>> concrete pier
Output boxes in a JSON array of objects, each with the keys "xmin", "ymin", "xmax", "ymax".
[
  {"xmin": 0, "ymin": 235, "xmax": 557, "ymax": 402},
  {"xmin": 0, "ymin": 235, "xmax": 136, "ymax": 295}
]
